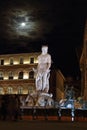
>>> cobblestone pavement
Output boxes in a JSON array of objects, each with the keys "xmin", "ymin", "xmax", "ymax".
[{"xmin": 0, "ymin": 120, "xmax": 87, "ymax": 130}]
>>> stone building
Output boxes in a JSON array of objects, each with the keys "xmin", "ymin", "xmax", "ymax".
[
  {"xmin": 56, "ymin": 70, "xmax": 65, "ymax": 101},
  {"xmin": 50, "ymin": 69, "xmax": 65, "ymax": 101},
  {"xmin": 80, "ymin": 20, "xmax": 87, "ymax": 100},
  {"xmin": 0, "ymin": 52, "xmax": 40, "ymax": 95},
  {"xmin": 0, "ymin": 51, "xmax": 66, "ymax": 102}
]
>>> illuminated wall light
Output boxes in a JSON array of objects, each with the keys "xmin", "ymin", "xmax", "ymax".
[
  {"xmin": 14, "ymin": 61, "xmax": 19, "ymax": 65},
  {"xmin": 23, "ymin": 73, "xmax": 28, "ymax": 79},
  {"xmin": 14, "ymin": 76, "xmax": 18, "ymax": 79},
  {"xmin": 23, "ymin": 90, "xmax": 28, "ymax": 94},
  {"xmin": 24, "ymin": 61, "xmax": 29, "ymax": 64},
  {"xmin": 4, "ymin": 61, "xmax": 19, "ymax": 65},
  {"xmin": 4, "ymin": 77, "xmax": 8, "ymax": 80},
  {"xmin": 34, "ymin": 59, "xmax": 38, "ymax": 63},
  {"xmin": 4, "ymin": 62, "xmax": 9, "ymax": 65},
  {"xmin": 29, "ymin": 59, "xmax": 30, "ymax": 63}
]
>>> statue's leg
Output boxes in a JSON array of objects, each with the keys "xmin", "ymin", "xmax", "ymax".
[
  {"xmin": 42, "ymin": 73, "xmax": 47, "ymax": 91},
  {"xmin": 43, "ymin": 72, "xmax": 50, "ymax": 93},
  {"xmin": 36, "ymin": 75, "xmax": 42, "ymax": 91},
  {"xmin": 46, "ymin": 78, "xmax": 49, "ymax": 93}
]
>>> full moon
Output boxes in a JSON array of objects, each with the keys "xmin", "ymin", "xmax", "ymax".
[{"xmin": 21, "ymin": 22, "xmax": 26, "ymax": 27}]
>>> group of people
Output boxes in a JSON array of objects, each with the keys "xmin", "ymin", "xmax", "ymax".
[
  {"xmin": 64, "ymin": 85, "xmax": 75, "ymax": 100},
  {"xmin": 0, "ymin": 95, "xmax": 21, "ymax": 121}
]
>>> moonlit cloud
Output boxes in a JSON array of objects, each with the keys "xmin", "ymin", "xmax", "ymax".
[{"xmin": 0, "ymin": 1, "xmax": 54, "ymax": 41}]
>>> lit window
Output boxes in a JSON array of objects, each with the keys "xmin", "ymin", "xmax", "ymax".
[
  {"xmin": 7, "ymin": 87, "xmax": 13, "ymax": 94},
  {"xmin": 0, "ymin": 87, "xmax": 3, "ymax": 94},
  {"xmin": 18, "ymin": 87, "xmax": 23, "ymax": 94},
  {"xmin": 28, "ymin": 86, "xmax": 34, "ymax": 94}
]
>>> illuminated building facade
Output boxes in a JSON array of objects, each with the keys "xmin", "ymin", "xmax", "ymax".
[
  {"xmin": 0, "ymin": 51, "xmax": 66, "ymax": 102},
  {"xmin": 0, "ymin": 52, "xmax": 40, "ymax": 95}
]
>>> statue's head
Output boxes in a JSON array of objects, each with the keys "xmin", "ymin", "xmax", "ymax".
[{"xmin": 41, "ymin": 45, "xmax": 48, "ymax": 54}]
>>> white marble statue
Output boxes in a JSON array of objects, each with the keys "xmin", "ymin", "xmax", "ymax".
[
  {"xmin": 34, "ymin": 45, "xmax": 51, "ymax": 93},
  {"xmin": 35, "ymin": 92, "xmax": 54, "ymax": 107}
]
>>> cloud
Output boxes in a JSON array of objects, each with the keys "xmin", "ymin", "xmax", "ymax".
[{"xmin": 0, "ymin": 0, "xmax": 55, "ymax": 41}]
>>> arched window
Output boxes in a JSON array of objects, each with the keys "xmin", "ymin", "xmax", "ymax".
[
  {"xmin": 20, "ymin": 57, "xmax": 24, "ymax": 64},
  {"xmin": 28, "ymin": 86, "xmax": 34, "ymax": 94},
  {"xmin": 18, "ymin": 71, "xmax": 23, "ymax": 79},
  {"xmin": 29, "ymin": 71, "xmax": 34, "ymax": 79},
  {"xmin": 9, "ymin": 71, "xmax": 13, "ymax": 80},
  {"xmin": 0, "ymin": 71, "xmax": 3, "ymax": 80},
  {"xmin": 30, "ymin": 57, "xmax": 34, "ymax": 64},
  {"xmin": 7, "ymin": 87, "xmax": 13, "ymax": 94},
  {"xmin": 18, "ymin": 87, "xmax": 23, "ymax": 94},
  {"xmin": 0, "ymin": 59, "xmax": 4, "ymax": 65},
  {"xmin": 10, "ymin": 58, "xmax": 14, "ymax": 65},
  {"xmin": 0, "ymin": 87, "xmax": 3, "ymax": 94}
]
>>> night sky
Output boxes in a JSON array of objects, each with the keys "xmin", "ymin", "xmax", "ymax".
[{"xmin": 0, "ymin": 0, "xmax": 87, "ymax": 78}]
